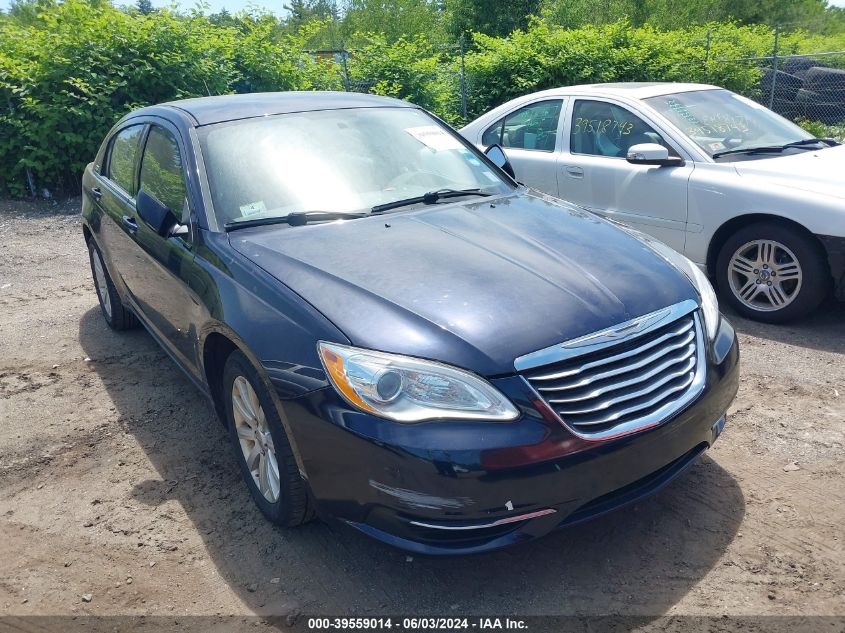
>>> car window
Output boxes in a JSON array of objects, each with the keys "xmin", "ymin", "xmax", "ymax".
[
  {"xmin": 200, "ymin": 107, "xmax": 511, "ymax": 227},
  {"xmin": 107, "ymin": 125, "xmax": 144, "ymax": 195},
  {"xmin": 485, "ymin": 100, "xmax": 562, "ymax": 152},
  {"xmin": 644, "ymin": 89, "xmax": 814, "ymax": 159},
  {"xmin": 570, "ymin": 100, "xmax": 676, "ymax": 158},
  {"xmin": 139, "ymin": 126, "xmax": 188, "ymax": 221},
  {"xmin": 481, "ymin": 118, "xmax": 504, "ymax": 146}
]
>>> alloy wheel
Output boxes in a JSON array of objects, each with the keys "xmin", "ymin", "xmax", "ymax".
[
  {"xmin": 231, "ymin": 375, "xmax": 280, "ymax": 503},
  {"xmin": 727, "ymin": 239, "xmax": 803, "ymax": 312}
]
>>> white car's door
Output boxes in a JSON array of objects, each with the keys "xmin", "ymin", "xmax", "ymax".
[
  {"xmin": 479, "ymin": 98, "xmax": 566, "ymax": 194},
  {"xmin": 558, "ymin": 97, "xmax": 693, "ymax": 252}
]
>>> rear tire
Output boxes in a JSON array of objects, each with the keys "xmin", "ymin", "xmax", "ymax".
[
  {"xmin": 222, "ymin": 349, "xmax": 314, "ymax": 527},
  {"xmin": 715, "ymin": 222, "xmax": 829, "ymax": 323},
  {"xmin": 87, "ymin": 239, "xmax": 137, "ymax": 331}
]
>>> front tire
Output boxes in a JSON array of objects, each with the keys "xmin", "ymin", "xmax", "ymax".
[
  {"xmin": 715, "ymin": 222, "xmax": 829, "ymax": 323},
  {"xmin": 222, "ymin": 350, "xmax": 314, "ymax": 527}
]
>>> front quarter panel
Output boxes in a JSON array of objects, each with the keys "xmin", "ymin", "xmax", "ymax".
[
  {"xmin": 192, "ymin": 230, "xmax": 348, "ymax": 399},
  {"xmin": 684, "ymin": 163, "xmax": 845, "ymax": 267}
]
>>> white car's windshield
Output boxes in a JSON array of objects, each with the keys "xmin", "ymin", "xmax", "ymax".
[
  {"xmin": 200, "ymin": 107, "xmax": 512, "ymax": 227},
  {"xmin": 644, "ymin": 89, "xmax": 816, "ymax": 159}
]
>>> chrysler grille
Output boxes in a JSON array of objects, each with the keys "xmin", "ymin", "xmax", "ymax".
[{"xmin": 518, "ymin": 302, "xmax": 705, "ymax": 439}]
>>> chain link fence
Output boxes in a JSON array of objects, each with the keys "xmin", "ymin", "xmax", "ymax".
[
  {"xmin": 307, "ymin": 38, "xmax": 472, "ymax": 121},
  {"xmin": 709, "ymin": 35, "xmax": 845, "ymax": 138},
  {"xmin": 310, "ymin": 26, "xmax": 845, "ymax": 138}
]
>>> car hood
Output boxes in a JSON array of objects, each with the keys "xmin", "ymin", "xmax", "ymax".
[
  {"xmin": 229, "ymin": 192, "xmax": 698, "ymax": 376},
  {"xmin": 733, "ymin": 144, "xmax": 845, "ymax": 199}
]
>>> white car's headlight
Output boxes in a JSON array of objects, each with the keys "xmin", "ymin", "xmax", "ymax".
[
  {"xmin": 318, "ymin": 342, "xmax": 520, "ymax": 423},
  {"xmin": 616, "ymin": 226, "xmax": 720, "ymax": 341}
]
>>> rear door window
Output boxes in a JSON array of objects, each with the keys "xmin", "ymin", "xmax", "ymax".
[
  {"xmin": 106, "ymin": 125, "xmax": 145, "ymax": 195},
  {"xmin": 482, "ymin": 100, "xmax": 563, "ymax": 151}
]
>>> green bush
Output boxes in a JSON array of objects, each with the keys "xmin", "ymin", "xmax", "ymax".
[
  {"xmin": 460, "ymin": 20, "xmax": 776, "ymax": 120},
  {"xmin": 798, "ymin": 118, "xmax": 845, "ymax": 142},
  {"xmin": 0, "ymin": 1, "xmax": 333, "ymax": 196},
  {"xmin": 2, "ymin": 3, "xmax": 845, "ymax": 197}
]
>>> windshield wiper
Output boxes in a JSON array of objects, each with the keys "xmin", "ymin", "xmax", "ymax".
[
  {"xmin": 224, "ymin": 211, "xmax": 368, "ymax": 232},
  {"xmin": 712, "ymin": 138, "xmax": 829, "ymax": 159},
  {"xmin": 783, "ymin": 138, "xmax": 832, "ymax": 148},
  {"xmin": 371, "ymin": 188, "xmax": 492, "ymax": 214}
]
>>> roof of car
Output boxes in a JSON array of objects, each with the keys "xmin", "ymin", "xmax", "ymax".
[
  {"xmin": 147, "ymin": 91, "xmax": 414, "ymax": 126},
  {"xmin": 527, "ymin": 82, "xmax": 720, "ymax": 100}
]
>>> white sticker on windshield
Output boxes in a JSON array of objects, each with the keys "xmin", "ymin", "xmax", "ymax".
[
  {"xmin": 405, "ymin": 125, "xmax": 464, "ymax": 151},
  {"xmin": 240, "ymin": 201, "xmax": 267, "ymax": 217}
]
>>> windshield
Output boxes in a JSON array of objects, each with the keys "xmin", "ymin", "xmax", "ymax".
[
  {"xmin": 644, "ymin": 89, "xmax": 814, "ymax": 159},
  {"xmin": 200, "ymin": 107, "xmax": 512, "ymax": 227}
]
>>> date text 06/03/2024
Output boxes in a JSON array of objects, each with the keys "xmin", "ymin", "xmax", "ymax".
[{"xmin": 306, "ymin": 618, "xmax": 529, "ymax": 630}]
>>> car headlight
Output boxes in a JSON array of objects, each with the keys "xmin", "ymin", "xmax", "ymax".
[
  {"xmin": 318, "ymin": 342, "xmax": 520, "ymax": 423},
  {"xmin": 615, "ymin": 225, "xmax": 720, "ymax": 341}
]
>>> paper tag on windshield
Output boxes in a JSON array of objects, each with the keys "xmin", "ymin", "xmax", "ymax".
[
  {"xmin": 239, "ymin": 201, "xmax": 267, "ymax": 217},
  {"xmin": 405, "ymin": 125, "xmax": 464, "ymax": 151}
]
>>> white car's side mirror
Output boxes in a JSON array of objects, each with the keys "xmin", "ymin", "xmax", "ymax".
[{"xmin": 626, "ymin": 143, "xmax": 684, "ymax": 167}]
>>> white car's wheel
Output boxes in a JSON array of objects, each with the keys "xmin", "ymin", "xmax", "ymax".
[{"xmin": 716, "ymin": 223, "xmax": 829, "ymax": 323}]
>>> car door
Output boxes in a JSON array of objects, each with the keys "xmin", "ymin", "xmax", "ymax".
[
  {"xmin": 122, "ymin": 122, "xmax": 201, "ymax": 375},
  {"xmin": 91, "ymin": 123, "xmax": 147, "ymax": 291},
  {"xmin": 480, "ymin": 99, "xmax": 565, "ymax": 193},
  {"xmin": 559, "ymin": 98, "xmax": 693, "ymax": 252}
]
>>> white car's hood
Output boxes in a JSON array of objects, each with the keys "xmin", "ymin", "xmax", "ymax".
[{"xmin": 733, "ymin": 144, "xmax": 845, "ymax": 199}]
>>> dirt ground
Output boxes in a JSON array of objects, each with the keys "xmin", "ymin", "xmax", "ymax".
[{"xmin": 0, "ymin": 197, "xmax": 843, "ymax": 625}]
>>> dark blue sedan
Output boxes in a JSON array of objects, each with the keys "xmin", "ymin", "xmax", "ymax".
[{"xmin": 81, "ymin": 92, "xmax": 739, "ymax": 555}]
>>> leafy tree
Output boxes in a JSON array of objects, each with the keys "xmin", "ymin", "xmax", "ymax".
[
  {"xmin": 539, "ymin": 0, "xmax": 840, "ymax": 29},
  {"xmin": 446, "ymin": 0, "xmax": 541, "ymax": 37},
  {"xmin": 209, "ymin": 8, "xmax": 240, "ymax": 27},
  {"xmin": 283, "ymin": 0, "xmax": 341, "ymax": 46},
  {"xmin": 285, "ymin": 0, "xmax": 338, "ymax": 27},
  {"xmin": 5, "ymin": 0, "xmax": 57, "ymax": 25},
  {"xmin": 342, "ymin": 0, "xmax": 447, "ymax": 45},
  {"xmin": 136, "ymin": 0, "xmax": 153, "ymax": 15}
]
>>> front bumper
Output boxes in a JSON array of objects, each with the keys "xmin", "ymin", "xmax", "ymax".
[{"xmin": 280, "ymin": 321, "xmax": 739, "ymax": 555}]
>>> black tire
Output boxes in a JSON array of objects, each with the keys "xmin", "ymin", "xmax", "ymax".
[
  {"xmin": 782, "ymin": 58, "xmax": 819, "ymax": 76},
  {"xmin": 715, "ymin": 223, "xmax": 829, "ymax": 323},
  {"xmin": 87, "ymin": 238, "xmax": 137, "ymax": 331},
  {"xmin": 803, "ymin": 66, "xmax": 845, "ymax": 93},
  {"xmin": 760, "ymin": 68, "xmax": 803, "ymax": 101},
  {"xmin": 769, "ymin": 97, "xmax": 800, "ymax": 120},
  {"xmin": 222, "ymin": 349, "xmax": 314, "ymax": 527},
  {"xmin": 795, "ymin": 88, "xmax": 845, "ymax": 123}
]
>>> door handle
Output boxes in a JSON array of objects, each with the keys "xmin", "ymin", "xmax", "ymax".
[
  {"xmin": 122, "ymin": 216, "xmax": 138, "ymax": 233},
  {"xmin": 91, "ymin": 187, "xmax": 103, "ymax": 200},
  {"xmin": 565, "ymin": 166, "xmax": 584, "ymax": 178}
]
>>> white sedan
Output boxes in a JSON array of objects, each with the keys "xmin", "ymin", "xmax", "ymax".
[{"xmin": 460, "ymin": 82, "xmax": 845, "ymax": 322}]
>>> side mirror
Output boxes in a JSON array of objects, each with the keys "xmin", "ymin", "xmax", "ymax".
[
  {"xmin": 626, "ymin": 143, "xmax": 684, "ymax": 167},
  {"xmin": 485, "ymin": 143, "xmax": 516, "ymax": 179},
  {"xmin": 137, "ymin": 189, "xmax": 187, "ymax": 237}
]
